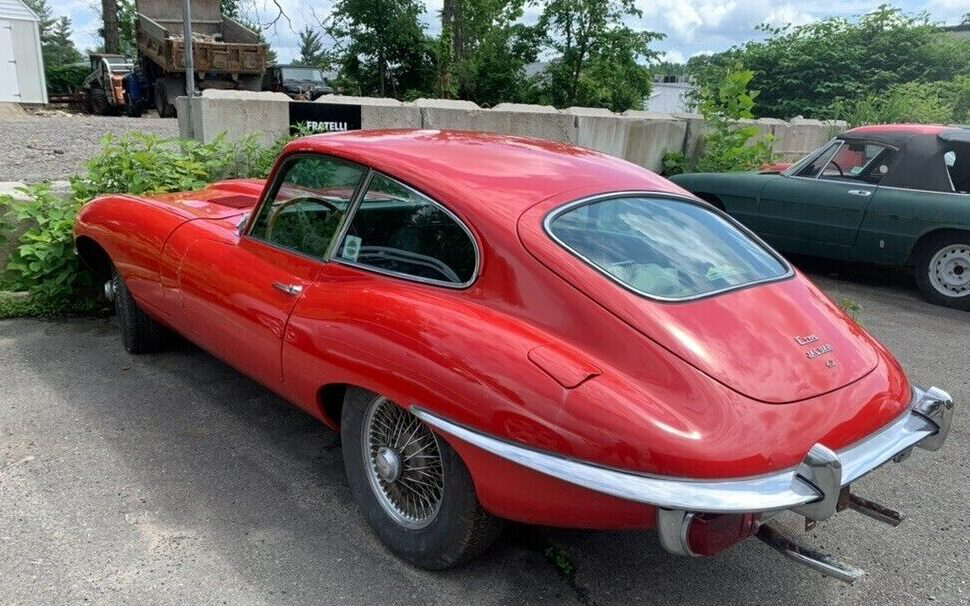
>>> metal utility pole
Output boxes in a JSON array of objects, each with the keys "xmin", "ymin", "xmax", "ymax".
[{"xmin": 182, "ymin": 0, "xmax": 196, "ymax": 137}]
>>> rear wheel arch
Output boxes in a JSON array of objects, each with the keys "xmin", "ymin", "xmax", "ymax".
[{"xmin": 908, "ymin": 228, "xmax": 970, "ymax": 264}]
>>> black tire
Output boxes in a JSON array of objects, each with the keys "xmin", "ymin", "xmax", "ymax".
[
  {"xmin": 90, "ymin": 87, "xmax": 114, "ymax": 116},
  {"xmin": 341, "ymin": 388, "xmax": 502, "ymax": 569},
  {"xmin": 913, "ymin": 232, "xmax": 970, "ymax": 311},
  {"xmin": 154, "ymin": 81, "xmax": 176, "ymax": 118},
  {"xmin": 111, "ymin": 269, "xmax": 165, "ymax": 353},
  {"xmin": 82, "ymin": 88, "xmax": 94, "ymax": 114}
]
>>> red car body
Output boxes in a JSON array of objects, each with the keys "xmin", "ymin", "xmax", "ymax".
[{"xmin": 74, "ymin": 130, "xmax": 952, "ymax": 576}]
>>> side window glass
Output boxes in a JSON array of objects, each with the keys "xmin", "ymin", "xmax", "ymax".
[
  {"xmin": 794, "ymin": 141, "xmax": 842, "ymax": 178},
  {"xmin": 821, "ymin": 143, "xmax": 893, "ymax": 183},
  {"xmin": 337, "ymin": 173, "xmax": 477, "ymax": 285},
  {"xmin": 250, "ymin": 155, "xmax": 366, "ymax": 258}
]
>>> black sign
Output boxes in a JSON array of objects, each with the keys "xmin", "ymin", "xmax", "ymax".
[{"xmin": 288, "ymin": 102, "xmax": 362, "ymax": 135}]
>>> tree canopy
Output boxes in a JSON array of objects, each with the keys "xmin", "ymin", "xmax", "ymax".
[
  {"xmin": 687, "ymin": 5, "xmax": 970, "ymax": 120},
  {"xmin": 24, "ymin": 0, "xmax": 83, "ymax": 67}
]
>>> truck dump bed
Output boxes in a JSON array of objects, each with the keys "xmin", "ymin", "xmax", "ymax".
[{"xmin": 135, "ymin": 0, "xmax": 266, "ymax": 75}]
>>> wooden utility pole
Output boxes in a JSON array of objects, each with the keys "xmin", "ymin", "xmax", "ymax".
[{"xmin": 101, "ymin": 0, "xmax": 120, "ymax": 53}]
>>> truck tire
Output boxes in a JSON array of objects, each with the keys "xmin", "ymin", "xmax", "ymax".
[
  {"xmin": 91, "ymin": 87, "xmax": 114, "ymax": 116},
  {"xmin": 154, "ymin": 81, "xmax": 176, "ymax": 118}
]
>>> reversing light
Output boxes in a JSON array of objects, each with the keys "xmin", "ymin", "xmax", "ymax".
[{"xmin": 686, "ymin": 512, "xmax": 761, "ymax": 556}]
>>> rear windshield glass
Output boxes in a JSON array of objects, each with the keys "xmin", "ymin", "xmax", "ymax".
[{"xmin": 547, "ymin": 196, "xmax": 789, "ymax": 300}]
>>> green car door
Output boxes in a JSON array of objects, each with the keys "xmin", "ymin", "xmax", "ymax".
[{"xmin": 757, "ymin": 140, "xmax": 896, "ymax": 260}]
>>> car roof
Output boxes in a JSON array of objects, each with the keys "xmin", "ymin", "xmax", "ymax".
[
  {"xmin": 842, "ymin": 124, "xmax": 967, "ymax": 147},
  {"xmin": 281, "ymin": 130, "xmax": 675, "ymax": 221}
]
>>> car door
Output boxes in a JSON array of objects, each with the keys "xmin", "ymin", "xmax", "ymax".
[
  {"xmin": 178, "ymin": 154, "xmax": 368, "ymax": 392},
  {"xmin": 757, "ymin": 140, "xmax": 895, "ymax": 259},
  {"xmin": 279, "ymin": 170, "xmax": 482, "ymax": 414}
]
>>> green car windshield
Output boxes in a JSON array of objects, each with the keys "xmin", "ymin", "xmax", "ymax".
[{"xmin": 547, "ymin": 196, "xmax": 790, "ymax": 300}]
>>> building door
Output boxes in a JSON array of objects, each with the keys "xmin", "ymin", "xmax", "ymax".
[{"xmin": 0, "ymin": 21, "xmax": 21, "ymax": 102}]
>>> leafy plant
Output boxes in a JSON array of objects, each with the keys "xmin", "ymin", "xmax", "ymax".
[
  {"xmin": 2, "ymin": 184, "xmax": 88, "ymax": 300},
  {"xmin": 0, "ymin": 130, "xmax": 300, "ymax": 318},
  {"xmin": 693, "ymin": 64, "xmax": 774, "ymax": 173},
  {"xmin": 838, "ymin": 297, "xmax": 862, "ymax": 322},
  {"xmin": 662, "ymin": 151, "xmax": 687, "ymax": 176}
]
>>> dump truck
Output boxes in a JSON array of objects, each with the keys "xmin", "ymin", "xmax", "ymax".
[{"xmin": 135, "ymin": 0, "xmax": 267, "ymax": 117}]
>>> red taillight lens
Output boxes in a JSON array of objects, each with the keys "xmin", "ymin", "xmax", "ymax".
[{"xmin": 686, "ymin": 513, "xmax": 761, "ymax": 556}]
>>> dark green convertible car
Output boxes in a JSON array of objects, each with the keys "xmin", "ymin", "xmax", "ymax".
[{"xmin": 670, "ymin": 124, "xmax": 970, "ymax": 310}]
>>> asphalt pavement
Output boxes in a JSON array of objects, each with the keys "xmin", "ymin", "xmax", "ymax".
[{"xmin": 1, "ymin": 261, "xmax": 967, "ymax": 606}]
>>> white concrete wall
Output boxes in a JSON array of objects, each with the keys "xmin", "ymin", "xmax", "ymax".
[{"xmin": 177, "ymin": 90, "xmax": 844, "ymax": 172}]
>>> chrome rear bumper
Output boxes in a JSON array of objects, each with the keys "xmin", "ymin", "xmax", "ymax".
[{"xmin": 413, "ymin": 385, "xmax": 953, "ymax": 518}]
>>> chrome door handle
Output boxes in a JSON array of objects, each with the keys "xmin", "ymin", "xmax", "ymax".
[
  {"xmin": 847, "ymin": 189, "xmax": 872, "ymax": 197},
  {"xmin": 272, "ymin": 282, "xmax": 304, "ymax": 296}
]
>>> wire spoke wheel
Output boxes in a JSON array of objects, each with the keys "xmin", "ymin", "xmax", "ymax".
[
  {"xmin": 362, "ymin": 396, "xmax": 444, "ymax": 529},
  {"xmin": 928, "ymin": 243, "xmax": 970, "ymax": 298}
]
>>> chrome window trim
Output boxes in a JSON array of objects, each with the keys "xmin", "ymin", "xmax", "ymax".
[
  {"xmin": 332, "ymin": 170, "xmax": 482, "ymax": 290},
  {"xmin": 411, "ymin": 385, "xmax": 952, "ymax": 515},
  {"xmin": 543, "ymin": 191, "xmax": 794, "ymax": 303},
  {"xmin": 784, "ymin": 175, "xmax": 877, "ymax": 189},
  {"xmin": 783, "ymin": 139, "xmax": 840, "ymax": 178},
  {"xmin": 877, "ymin": 184, "xmax": 970, "ymax": 197}
]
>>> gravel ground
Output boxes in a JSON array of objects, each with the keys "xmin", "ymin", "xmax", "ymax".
[
  {"xmin": 0, "ymin": 113, "xmax": 178, "ymax": 182},
  {"xmin": 0, "ymin": 263, "xmax": 967, "ymax": 605}
]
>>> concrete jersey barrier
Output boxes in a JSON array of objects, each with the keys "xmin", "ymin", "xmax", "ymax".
[{"xmin": 177, "ymin": 89, "xmax": 844, "ymax": 173}]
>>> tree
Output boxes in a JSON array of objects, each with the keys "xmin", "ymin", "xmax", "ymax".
[
  {"xmin": 102, "ymin": 0, "xmax": 120, "ymax": 54},
  {"xmin": 23, "ymin": 0, "xmax": 83, "ymax": 67},
  {"xmin": 47, "ymin": 17, "xmax": 84, "ymax": 66},
  {"xmin": 327, "ymin": 0, "xmax": 434, "ymax": 98},
  {"xmin": 436, "ymin": 0, "xmax": 540, "ymax": 104},
  {"xmin": 296, "ymin": 27, "xmax": 326, "ymax": 67},
  {"xmin": 688, "ymin": 5, "xmax": 970, "ymax": 119},
  {"xmin": 535, "ymin": 0, "xmax": 660, "ymax": 110}
]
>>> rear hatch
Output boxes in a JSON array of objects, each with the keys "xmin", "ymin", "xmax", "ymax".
[{"xmin": 518, "ymin": 194, "xmax": 880, "ymax": 404}]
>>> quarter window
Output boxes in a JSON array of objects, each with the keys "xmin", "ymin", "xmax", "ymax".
[
  {"xmin": 337, "ymin": 173, "xmax": 477, "ymax": 285},
  {"xmin": 250, "ymin": 155, "xmax": 367, "ymax": 258},
  {"xmin": 548, "ymin": 196, "xmax": 789, "ymax": 300}
]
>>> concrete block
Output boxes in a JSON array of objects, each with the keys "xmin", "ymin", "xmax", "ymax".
[
  {"xmin": 741, "ymin": 117, "xmax": 784, "ymax": 146},
  {"xmin": 314, "ymin": 94, "xmax": 421, "ymax": 129},
  {"xmin": 620, "ymin": 114, "xmax": 689, "ymax": 172},
  {"xmin": 416, "ymin": 98, "xmax": 575, "ymax": 141},
  {"xmin": 564, "ymin": 106, "xmax": 630, "ymax": 157},
  {"xmin": 178, "ymin": 89, "xmax": 290, "ymax": 145},
  {"xmin": 771, "ymin": 118, "xmax": 842, "ymax": 160}
]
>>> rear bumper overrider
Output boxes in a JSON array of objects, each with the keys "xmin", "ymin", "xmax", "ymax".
[{"xmin": 412, "ymin": 384, "xmax": 952, "ymax": 572}]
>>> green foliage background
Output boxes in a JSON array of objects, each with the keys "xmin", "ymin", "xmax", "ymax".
[
  {"xmin": 686, "ymin": 5, "xmax": 970, "ymax": 123},
  {"xmin": 0, "ymin": 131, "xmax": 298, "ymax": 319}
]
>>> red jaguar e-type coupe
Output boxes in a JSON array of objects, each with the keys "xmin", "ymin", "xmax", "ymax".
[{"xmin": 74, "ymin": 130, "xmax": 953, "ymax": 581}]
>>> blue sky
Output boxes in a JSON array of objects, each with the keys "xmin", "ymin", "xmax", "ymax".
[{"xmin": 53, "ymin": 0, "xmax": 969, "ymax": 65}]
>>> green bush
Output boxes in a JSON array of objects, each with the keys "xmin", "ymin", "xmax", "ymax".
[
  {"xmin": 832, "ymin": 75, "xmax": 970, "ymax": 127},
  {"xmin": 1, "ymin": 184, "xmax": 88, "ymax": 300},
  {"xmin": 0, "ymin": 130, "xmax": 299, "ymax": 319},
  {"xmin": 46, "ymin": 63, "xmax": 89, "ymax": 95}
]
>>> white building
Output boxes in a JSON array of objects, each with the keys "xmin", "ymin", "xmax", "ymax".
[
  {"xmin": 645, "ymin": 75, "xmax": 692, "ymax": 113},
  {"xmin": 0, "ymin": 0, "xmax": 47, "ymax": 104}
]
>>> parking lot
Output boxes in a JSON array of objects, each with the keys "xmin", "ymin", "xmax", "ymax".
[{"xmin": 0, "ymin": 261, "xmax": 967, "ymax": 606}]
